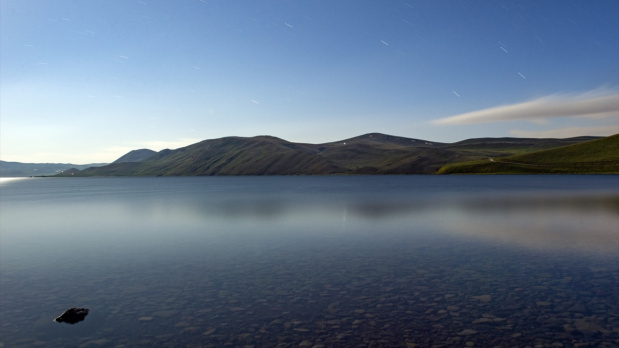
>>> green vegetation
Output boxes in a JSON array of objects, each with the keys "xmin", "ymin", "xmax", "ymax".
[
  {"xmin": 436, "ymin": 134, "xmax": 619, "ymax": 174},
  {"xmin": 51, "ymin": 133, "xmax": 609, "ymax": 176},
  {"xmin": 112, "ymin": 149, "xmax": 157, "ymax": 163}
]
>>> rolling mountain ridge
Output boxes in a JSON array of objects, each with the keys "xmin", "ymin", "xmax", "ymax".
[{"xmin": 53, "ymin": 133, "xmax": 608, "ymax": 176}]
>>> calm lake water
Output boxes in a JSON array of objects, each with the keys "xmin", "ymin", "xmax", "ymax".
[{"xmin": 0, "ymin": 176, "xmax": 617, "ymax": 347}]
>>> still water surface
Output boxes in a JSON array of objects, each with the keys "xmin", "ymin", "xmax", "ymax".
[{"xmin": 0, "ymin": 176, "xmax": 617, "ymax": 347}]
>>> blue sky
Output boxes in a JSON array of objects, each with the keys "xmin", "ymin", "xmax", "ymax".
[{"xmin": 1, "ymin": 0, "xmax": 618, "ymax": 164}]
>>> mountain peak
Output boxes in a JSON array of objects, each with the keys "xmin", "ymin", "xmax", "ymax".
[{"xmin": 113, "ymin": 149, "xmax": 157, "ymax": 163}]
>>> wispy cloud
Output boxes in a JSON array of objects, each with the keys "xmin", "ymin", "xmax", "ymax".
[
  {"xmin": 510, "ymin": 126, "xmax": 618, "ymax": 138},
  {"xmin": 432, "ymin": 90, "xmax": 619, "ymax": 125}
]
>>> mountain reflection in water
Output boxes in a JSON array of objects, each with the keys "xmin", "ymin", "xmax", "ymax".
[
  {"xmin": 180, "ymin": 188, "xmax": 618, "ymax": 256},
  {"xmin": 0, "ymin": 176, "xmax": 617, "ymax": 347}
]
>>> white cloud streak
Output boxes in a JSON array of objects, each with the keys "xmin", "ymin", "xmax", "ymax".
[{"xmin": 432, "ymin": 90, "xmax": 619, "ymax": 125}]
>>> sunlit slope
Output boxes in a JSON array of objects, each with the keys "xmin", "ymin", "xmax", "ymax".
[
  {"xmin": 436, "ymin": 134, "xmax": 619, "ymax": 174},
  {"xmin": 60, "ymin": 133, "xmax": 601, "ymax": 176}
]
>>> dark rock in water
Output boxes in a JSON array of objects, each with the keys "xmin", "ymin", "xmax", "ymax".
[{"xmin": 54, "ymin": 308, "xmax": 89, "ymax": 324}]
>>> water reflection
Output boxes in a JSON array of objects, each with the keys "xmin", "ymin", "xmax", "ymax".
[
  {"xmin": 1, "ymin": 177, "xmax": 616, "ymax": 259},
  {"xmin": 425, "ymin": 193, "xmax": 618, "ymax": 256},
  {"xmin": 0, "ymin": 176, "xmax": 618, "ymax": 347},
  {"xmin": 0, "ymin": 177, "xmax": 29, "ymax": 184},
  {"xmin": 178, "ymin": 190, "xmax": 618, "ymax": 256}
]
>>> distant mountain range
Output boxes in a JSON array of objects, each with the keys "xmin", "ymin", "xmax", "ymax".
[
  {"xmin": 0, "ymin": 161, "xmax": 107, "ymax": 177},
  {"xmin": 0, "ymin": 148, "xmax": 154, "ymax": 177},
  {"xmin": 42, "ymin": 132, "xmax": 613, "ymax": 176}
]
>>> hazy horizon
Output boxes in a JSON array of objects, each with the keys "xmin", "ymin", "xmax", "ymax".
[{"xmin": 1, "ymin": 0, "xmax": 618, "ymax": 164}]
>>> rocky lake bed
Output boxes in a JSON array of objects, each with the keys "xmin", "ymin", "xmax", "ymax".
[{"xmin": 2, "ymin": 236, "xmax": 617, "ymax": 347}]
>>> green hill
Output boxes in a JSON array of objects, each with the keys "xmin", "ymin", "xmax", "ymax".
[
  {"xmin": 112, "ymin": 149, "xmax": 157, "ymax": 163},
  {"xmin": 436, "ymin": 134, "xmax": 619, "ymax": 174},
  {"xmin": 72, "ymin": 136, "xmax": 345, "ymax": 176},
  {"xmin": 56, "ymin": 133, "xmax": 603, "ymax": 176}
]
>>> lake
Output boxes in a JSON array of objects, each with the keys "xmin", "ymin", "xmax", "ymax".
[{"xmin": 0, "ymin": 176, "xmax": 617, "ymax": 347}]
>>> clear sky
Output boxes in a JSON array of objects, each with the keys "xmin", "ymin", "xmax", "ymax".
[{"xmin": 1, "ymin": 0, "xmax": 618, "ymax": 164}]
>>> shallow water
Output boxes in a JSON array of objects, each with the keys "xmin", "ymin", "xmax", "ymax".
[{"xmin": 0, "ymin": 176, "xmax": 617, "ymax": 347}]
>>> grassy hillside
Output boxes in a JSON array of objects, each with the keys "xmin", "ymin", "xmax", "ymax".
[
  {"xmin": 112, "ymin": 149, "xmax": 157, "ymax": 163},
  {"xmin": 75, "ymin": 136, "xmax": 346, "ymax": 176},
  {"xmin": 312, "ymin": 133, "xmax": 595, "ymax": 174},
  {"xmin": 57, "ymin": 133, "xmax": 604, "ymax": 176},
  {"xmin": 436, "ymin": 134, "xmax": 619, "ymax": 174}
]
